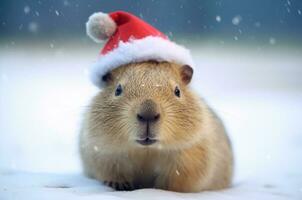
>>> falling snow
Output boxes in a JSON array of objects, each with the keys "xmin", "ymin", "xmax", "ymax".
[
  {"xmin": 287, "ymin": 7, "xmax": 291, "ymax": 13},
  {"xmin": 232, "ymin": 15, "xmax": 242, "ymax": 25},
  {"xmin": 287, "ymin": 0, "xmax": 291, "ymax": 6},
  {"xmin": 93, "ymin": 145, "xmax": 99, "ymax": 152},
  {"xmin": 298, "ymin": 10, "xmax": 301, "ymax": 15},
  {"xmin": 175, "ymin": 170, "xmax": 180, "ymax": 176},
  {"xmin": 55, "ymin": 10, "xmax": 60, "ymax": 16},
  {"xmin": 24, "ymin": 6, "xmax": 30, "ymax": 14},
  {"xmin": 269, "ymin": 37, "xmax": 276, "ymax": 45},
  {"xmin": 63, "ymin": 0, "xmax": 70, "ymax": 6},
  {"xmin": 28, "ymin": 22, "xmax": 38, "ymax": 33},
  {"xmin": 216, "ymin": 15, "xmax": 221, "ymax": 22}
]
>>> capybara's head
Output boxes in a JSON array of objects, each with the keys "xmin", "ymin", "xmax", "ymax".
[{"xmin": 88, "ymin": 61, "xmax": 203, "ymax": 150}]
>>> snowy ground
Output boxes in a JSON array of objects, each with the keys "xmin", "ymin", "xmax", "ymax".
[{"xmin": 0, "ymin": 40, "xmax": 301, "ymax": 199}]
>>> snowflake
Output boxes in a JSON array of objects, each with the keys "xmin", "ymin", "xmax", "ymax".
[
  {"xmin": 93, "ymin": 145, "xmax": 99, "ymax": 152},
  {"xmin": 232, "ymin": 15, "xmax": 242, "ymax": 26},
  {"xmin": 63, "ymin": 0, "xmax": 70, "ymax": 6},
  {"xmin": 28, "ymin": 22, "xmax": 38, "ymax": 33},
  {"xmin": 287, "ymin": 7, "xmax": 291, "ymax": 13},
  {"xmin": 216, "ymin": 15, "xmax": 221, "ymax": 22},
  {"xmin": 24, "ymin": 6, "xmax": 30, "ymax": 14},
  {"xmin": 287, "ymin": 0, "xmax": 291, "ymax": 6},
  {"xmin": 269, "ymin": 37, "xmax": 276, "ymax": 45}
]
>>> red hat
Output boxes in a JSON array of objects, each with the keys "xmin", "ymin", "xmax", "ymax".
[{"xmin": 86, "ymin": 11, "xmax": 194, "ymax": 88}]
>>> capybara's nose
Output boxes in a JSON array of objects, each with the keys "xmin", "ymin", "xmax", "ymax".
[
  {"xmin": 137, "ymin": 113, "xmax": 160, "ymax": 123},
  {"xmin": 137, "ymin": 99, "xmax": 160, "ymax": 123}
]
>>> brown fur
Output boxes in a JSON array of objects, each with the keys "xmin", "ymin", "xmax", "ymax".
[{"xmin": 79, "ymin": 61, "xmax": 233, "ymax": 192}]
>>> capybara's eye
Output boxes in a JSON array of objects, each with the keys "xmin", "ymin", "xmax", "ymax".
[
  {"xmin": 115, "ymin": 84, "xmax": 123, "ymax": 96},
  {"xmin": 174, "ymin": 86, "xmax": 180, "ymax": 97}
]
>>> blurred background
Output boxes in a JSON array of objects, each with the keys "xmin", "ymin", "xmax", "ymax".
[
  {"xmin": 0, "ymin": 0, "xmax": 302, "ymax": 198},
  {"xmin": 1, "ymin": 0, "xmax": 302, "ymax": 42}
]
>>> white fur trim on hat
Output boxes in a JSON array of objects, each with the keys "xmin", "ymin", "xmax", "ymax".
[
  {"xmin": 89, "ymin": 36, "xmax": 195, "ymax": 88},
  {"xmin": 86, "ymin": 12, "xmax": 117, "ymax": 43}
]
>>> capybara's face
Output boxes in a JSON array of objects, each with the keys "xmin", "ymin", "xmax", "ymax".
[{"xmin": 88, "ymin": 61, "xmax": 202, "ymax": 150}]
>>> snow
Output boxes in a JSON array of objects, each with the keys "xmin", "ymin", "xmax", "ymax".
[
  {"xmin": 269, "ymin": 37, "xmax": 277, "ymax": 45},
  {"xmin": 286, "ymin": 8, "xmax": 291, "ymax": 13},
  {"xmin": 215, "ymin": 16, "xmax": 221, "ymax": 22},
  {"xmin": 287, "ymin": 0, "xmax": 291, "ymax": 6},
  {"xmin": 232, "ymin": 15, "xmax": 242, "ymax": 26},
  {"xmin": 63, "ymin": 0, "xmax": 70, "ymax": 7},
  {"xmin": 24, "ymin": 6, "xmax": 30, "ymax": 14},
  {"xmin": 0, "ymin": 42, "xmax": 302, "ymax": 199},
  {"xmin": 0, "ymin": 171, "xmax": 300, "ymax": 200},
  {"xmin": 93, "ymin": 145, "xmax": 99, "ymax": 152},
  {"xmin": 28, "ymin": 22, "xmax": 38, "ymax": 33}
]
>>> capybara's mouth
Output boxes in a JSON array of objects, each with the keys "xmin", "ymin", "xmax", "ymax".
[{"xmin": 136, "ymin": 137, "xmax": 157, "ymax": 146}]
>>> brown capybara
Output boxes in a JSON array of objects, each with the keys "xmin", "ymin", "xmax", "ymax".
[{"xmin": 79, "ymin": 61, "xmax": 233, "ymax": 192}]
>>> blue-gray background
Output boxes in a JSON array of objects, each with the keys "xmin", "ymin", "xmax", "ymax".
[{"xmin": 1, "ymin": 0, "xmax": 302, "ymax": 44}]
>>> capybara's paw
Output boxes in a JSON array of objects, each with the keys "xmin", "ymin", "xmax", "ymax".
[{"xmin": 103, "ymin": 180, "xmax": 133, "ymax": 191}]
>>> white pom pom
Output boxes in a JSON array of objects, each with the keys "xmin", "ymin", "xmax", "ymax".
[{"xmin": 86, "ymin": 12, "xmax": 117, "ymax": 43}]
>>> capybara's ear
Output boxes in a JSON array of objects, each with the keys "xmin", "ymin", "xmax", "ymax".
[
  {"xmin": 101, "ymin": 72, "xmax": 113, "ymax": 85},
  {"xmin": 180, "ymin": 65, "xmax": 193, "ymax": 85}
]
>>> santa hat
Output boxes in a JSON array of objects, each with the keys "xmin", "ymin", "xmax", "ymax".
[{"xmin": 86, "ymin": 11, "xmax": 194, "ymax": 88}]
